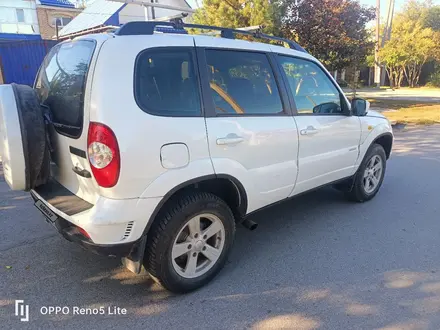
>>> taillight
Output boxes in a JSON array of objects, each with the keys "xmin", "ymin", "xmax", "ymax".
[{"xmin": 87, "ymin": 122, "xmax": 120, "ymax": 188}]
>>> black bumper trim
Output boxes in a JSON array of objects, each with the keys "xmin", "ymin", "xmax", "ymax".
[
  {"xmin": 32, "ymin": 178, "xmax": 93, "ymax": 216},
  {"xmin": 60, "ymin": 224, "xmax": 136, "ymax": 257}
]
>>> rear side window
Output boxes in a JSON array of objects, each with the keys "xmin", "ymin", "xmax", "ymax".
[
  {"xmin": 35, "ymin": 40, "xmax": 95, "ymax": 138},
  {"xmin": 205, "ymin": 50, "xmax": 283, "ymax": 115},
  {"xmin": 135, "ymin": 48, "xmax": 201, "ymax": 116}
]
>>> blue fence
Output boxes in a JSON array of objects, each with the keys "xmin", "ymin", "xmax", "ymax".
[{"xmin": 0, "ymin": 40, "xmax": 58, "ymax": 86}]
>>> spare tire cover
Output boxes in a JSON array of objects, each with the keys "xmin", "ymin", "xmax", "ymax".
[{"xmin": 0, "ymin": 84, "xmax": 47, "ymax": 191}]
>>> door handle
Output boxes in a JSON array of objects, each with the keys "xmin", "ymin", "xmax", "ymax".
[
  {"xmin": 216, "ymin": 135, "xmax": 244, "ymax": 145},
  {"xmin": 72, "ymin": 166, "xmax": 92, "ymax": 178},
  {"xmin": 300, "ymin": 126, "xmax": 319, "ymax": 136}
]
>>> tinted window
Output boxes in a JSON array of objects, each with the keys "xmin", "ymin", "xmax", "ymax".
[
  {"xmin": 278, "ymin": 56, "xmax": 344, "ymax": 115},
  {"xmin": 135, "ymin": 49, "xmax": 201, "ymax": 116},
  {"xmin": 205, "ymin": 50, "xmax": 283, "ymax": 115},
  {"xmin": 35, "ymin": 40, "xmax": 95, "ymax": 137}
]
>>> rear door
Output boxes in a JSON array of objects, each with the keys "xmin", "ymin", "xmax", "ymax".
[
  {"xmin": 275, "ymin": 54, "xmax": 361, "ymax": 196},
  {"xmin": 194, "ymin": 38, "xmax": 299, "ymax": 213},
  {"xmin": 34, "ymin": 38, "xmax": 99, "ymax": 204}
]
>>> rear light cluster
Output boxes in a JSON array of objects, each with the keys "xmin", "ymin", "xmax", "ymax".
[{"xmin": 87, "ymin": 122, "xmax": 120, "ymax": 188}]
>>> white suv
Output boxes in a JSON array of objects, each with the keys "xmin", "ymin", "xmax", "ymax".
[{"xmin": 0, "ymin": 21, "xmax": 393, "ymax": 293}]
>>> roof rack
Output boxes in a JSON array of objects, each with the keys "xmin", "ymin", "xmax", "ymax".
[{"xmin": 114, "ymin": 20, "xmax": 307, "ymax": 53}]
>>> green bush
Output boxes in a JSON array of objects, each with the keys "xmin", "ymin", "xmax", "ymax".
[{"xmin": 427, "ymin": 66, "xmax": 440, "ymax": 87}]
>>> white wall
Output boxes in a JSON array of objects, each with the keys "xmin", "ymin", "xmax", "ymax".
[{"xmin": 0, "ymin": 0, "xmax": 40, "ymax": 34}]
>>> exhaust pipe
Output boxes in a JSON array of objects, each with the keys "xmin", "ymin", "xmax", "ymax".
[{"xmin": 242, "ymin": 218, "xmax": 258, "ymax": 231}]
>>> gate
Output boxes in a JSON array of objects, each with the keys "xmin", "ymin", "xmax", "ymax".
[{"xmin": 0, "ymin": 40, "xmax": 58, "ymax": 86}]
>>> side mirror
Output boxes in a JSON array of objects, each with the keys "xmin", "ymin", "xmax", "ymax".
[{"xmin": 351, "ymin": 98, "xmax": 369, "ymax": 116}]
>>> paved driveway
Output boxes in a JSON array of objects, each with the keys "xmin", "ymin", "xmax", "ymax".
[{"xmin": 1, "ymin": 125, "xmax": 440, "ymax": 330}]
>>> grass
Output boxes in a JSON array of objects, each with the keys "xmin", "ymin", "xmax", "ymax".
[
  {"xmin": 364, "ymin": 98, "xmax": 440, "ymax": 125},
  {"xmin": 367, "ymin": 98, "xmax": 438, "ymax": 110},
  {"xmin": 383, "ymin": 105, "xmax": 440, "ymax": 125}
]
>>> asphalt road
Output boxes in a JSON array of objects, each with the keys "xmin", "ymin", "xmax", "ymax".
[{"xmin": 1, "ymin": 125, "xmax": 440, "ymax": 330}]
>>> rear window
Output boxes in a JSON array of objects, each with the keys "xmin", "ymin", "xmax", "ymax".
[
  {"xmin": 134, "ymin": 48, "xmax": 201, "ymax": 116},
  {"xmin": 35, "ymin": 40, "xmax": 95, "ymax": 138}
]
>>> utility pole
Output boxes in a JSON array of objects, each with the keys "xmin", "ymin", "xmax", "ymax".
[
  {"xmin": 383, "ymin": 0, "xmax": 395, "ymax": 42},
  {"xmin": 380, "ymin": 0, "xmax": 395, "ymax": 86},
  {"xmin": 150, "ymin": 0, "xmax": 155, "ymax": 20},
  {"xmin": 374, "ymin": 0, "xmax": 381, "ymax": 87}
]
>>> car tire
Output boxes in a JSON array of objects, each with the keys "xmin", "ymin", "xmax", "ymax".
[
  {"xmin": 12, "ymin": 84, "xmax": 50, "ymax": 189},
  {"xmin": 345, "ymin": 143, "xmax": 387, "ymax": 202},
  {"xmin": 0, "ymin": 84, "xmax": 49, "ymax": 191},
  {"xmin": 144, "ymin": 192, "xmax": 235, "ymax": 293}
]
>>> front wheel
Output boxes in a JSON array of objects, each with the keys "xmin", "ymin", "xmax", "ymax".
[
  {"xmin": 346, "ymin": 143, "xmax": 387, "ymax": 202},
  {"xmin": 144, "ymin": 192, "xmax": 235, "ymax": 293}
]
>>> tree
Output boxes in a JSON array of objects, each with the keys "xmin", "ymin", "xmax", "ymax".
[
  {"xmin": 401, "ymin": 22, "xmax": 438, "ymax": 87},
  {"xmin": 281, "ymin": 0, "xmax": 375, "ymax": 72},
  {"xmin": 401, "ymin": 0, "xmax": 440, "ymax": 31},
  {"xmin": 191, "ymin": 0, "xmax": 283, "ymax": 36},
  {"xmin": 380, "ymin": 1, "xmax": 440, "ymax": 88},
  {"xmin": 424, "ymin": 6, "xmax": 440, "ymax": 31},
  {"xmin": 379, "ymin": 36, "xmax": 407, "ymax": 89}
]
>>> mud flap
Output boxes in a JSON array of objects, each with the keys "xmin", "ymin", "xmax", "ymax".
[{"xmin": 122, "ymin": 236, "xmax": 148, "ymax": 275}]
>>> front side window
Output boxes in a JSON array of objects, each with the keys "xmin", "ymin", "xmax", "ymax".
[
  {"xmin": 278, "ymin": 56, "xmax": 344, "ymax": 115},
  {"xmin": 135, "ymin": 49, "xmax": 201, "ymax": 116},
  {"xmin": 205, "ymin": 50, "xmax": 283, "ymax": 115},
  {"xmin": 35, "ymin": 40, "xmax": 95, "ymax": 138}
]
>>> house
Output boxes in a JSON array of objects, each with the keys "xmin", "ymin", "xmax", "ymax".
[
  {"xmin": 0, "ymin": 0, "xmax": 41, "ymax": 40},
  {"xmin": 59, "ymin": 0, "xmax": 194, "ymax": 38},
  {"xmin": 0, "ymin": 0, "xmax": 192, "ymax": 85},
  {"xmin": 0, "ymin": 0, "xmax": 83, "ymax": 40},
  {"xmin": 0, "ymin": 0, "xmax": 80, "ymax": 84},
  {"xmin": 36, "ymin": 0, "xmax": 82, "ymax": 39}
]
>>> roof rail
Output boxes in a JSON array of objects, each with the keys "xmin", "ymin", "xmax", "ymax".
[{"xmin": 114, "ymin": 20, "xmax": 307, "ymax": 53}]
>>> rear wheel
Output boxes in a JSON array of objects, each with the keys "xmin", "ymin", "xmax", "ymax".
[
  {"xmin": 145, "ymin": 192, "xmax": 235, "ymax": 293},
  {"xmin": 346, "ymin": 143, "xmax": 386, "ymax": 202}
]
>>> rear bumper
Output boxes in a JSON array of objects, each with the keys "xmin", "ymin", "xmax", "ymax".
[
  {"xmin": 30, "ymin": 178, "xmax": 162, "ymax": 246},
  {"xmin": 30, "ymin": 190, "xmax": 136, "ymax": 257}
]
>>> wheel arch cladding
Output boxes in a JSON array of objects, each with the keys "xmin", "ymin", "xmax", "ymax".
[
  {"xmin": 143, "ymin": 175, "xmax": 248, "ymax": 236},
  {"xmin": 373, "ymin": 133, "xmax": 393, "ymax": 159}
]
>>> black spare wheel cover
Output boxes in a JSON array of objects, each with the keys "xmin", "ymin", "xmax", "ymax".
[{"xmin": 12, "ymin": 83, "xmax": 49, "ymax": 191}]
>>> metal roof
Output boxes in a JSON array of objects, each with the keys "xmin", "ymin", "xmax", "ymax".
[
  {"xmin": 59, "ymin": 0, "xmax": 125, "ymax": 37},
  {"xmin": 39, "ymin": 0, "xmax": 75, "ymax": 8}
]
